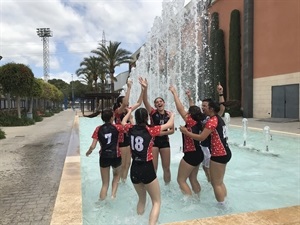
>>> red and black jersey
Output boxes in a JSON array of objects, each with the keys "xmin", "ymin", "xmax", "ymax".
[
  {"xmin": 149, "ymin": 108, "xmax": 171, "ymax": 141},
  {"xmin": 182, "ymin": 115, "xmax": 202, "ymax": 153},
  {"xmin": 91, "ymin": 123, "xmax": 124, "ymax": 158},
  {"xmin": 205, "ymin": 114, "xmax": 229, "ymax": 157},
  {"xmin": 125, "ymin": 124, "xmax": 161, "ymax": 162}
]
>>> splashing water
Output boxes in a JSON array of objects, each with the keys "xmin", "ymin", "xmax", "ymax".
[{"xmin": 125, "ymin": 0, "xmax": 213, "ymax": 128}]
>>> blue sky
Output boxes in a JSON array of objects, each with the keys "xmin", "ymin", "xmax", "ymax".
[{"xmin": 0, "ymin": 0, "xmax": 174, "ymax": 84}]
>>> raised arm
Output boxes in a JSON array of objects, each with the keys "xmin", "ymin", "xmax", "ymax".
[
  {"xmin": 217, "ymin": 82, "xmax": 225, "ymax": 116},
  {"xmin": 185, "ymin": 90, "xmax": 195, "ymax": 106},
  {"xmin": 140, "ymin": 77, "xmax": 152, "ymax": 113},
  {"xmin": 116, "ymin": 79, "xmax": 132, "ymax": 114},
  {"xmin": 130, "ymin": 78, "xmax": 145, "ymax": 111},
  {"xmin": 169, "ymin": 85, "xmax": 188, "ymax": 121},
  {"xmin": 121, "ymin": 108, "xmax": 132, "ymax": 126}
]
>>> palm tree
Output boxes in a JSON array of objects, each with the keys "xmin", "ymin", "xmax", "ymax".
[
  {"xmin": 92, "ymin": 41, "xmax": 132, "ymax": 92},
  {"xmin": 76, "ymin": 56, "xmax": 107, "ymax": 92}
]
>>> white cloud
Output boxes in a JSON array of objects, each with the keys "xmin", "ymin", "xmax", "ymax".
[{"xmin": 0, "ymin": 0, "xmax": 164, "ymax": 83}]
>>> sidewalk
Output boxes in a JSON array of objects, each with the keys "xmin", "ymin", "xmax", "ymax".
[
  {"xmin": 0, "ymin": 109, "xmax": 78, "ymax": 225},
  {"xmin": 228, "ymin": 117, "xmax": 300, "ymax": 136}
]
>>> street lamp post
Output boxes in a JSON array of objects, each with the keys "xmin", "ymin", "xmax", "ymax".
[{"xmin": 71, "ymin": 74, "xmax": 74, "ymax": 109}]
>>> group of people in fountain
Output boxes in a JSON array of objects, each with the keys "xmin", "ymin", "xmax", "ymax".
[{"xmin": 86, "ymin": 77, "xmax": 232, "ymax": 225}]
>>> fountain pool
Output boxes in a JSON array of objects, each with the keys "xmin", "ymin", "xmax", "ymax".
[{"xmin": 79, "ymin": 117, "xmax": 300, "ymax": 225}]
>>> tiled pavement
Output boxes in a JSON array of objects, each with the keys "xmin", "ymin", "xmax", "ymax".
[{"xmin": 0, "ymin": 109, "xmax": 76, "ymax": 225}]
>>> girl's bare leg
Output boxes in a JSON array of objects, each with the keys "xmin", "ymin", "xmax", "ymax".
[
  {"xmin": 145, "ymin": 178, "xmax": 161, "ymax": 225},
  {"xmin": 120, "ymin": 146, "xmax": 131, "ymax": 182},
  {"xmin": 111, "ymin": 166, "xmax": 121, "ymax": 199},
  {"xmin": 133, "ymin": 183, "xmax": 147, "ymax": 215},
  {"xmin": 210, "ymin": 160, "xmax": 227, "ymax": 202},
  {"xmin": 160, "ymin": 147, "xmax": 171, "ymax": 184},
  {"xmin": 177, "ymin": 159, "xmax": 194, "ymax": 195},
  {"xmin": 99, "ymin": 167, "xmax": 110, "ymax": 200}
]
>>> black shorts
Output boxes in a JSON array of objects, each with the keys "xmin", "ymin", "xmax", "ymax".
[
  {"xmin": 99, "ymin": 157, "xmax": 122, "ymax": 168},
  {"xmin": 130, "ymin": 160, "xmax": 157, "ymax": 184},
  {"xmin": 211, "ymin": 147, "xmax": 232, "ymax": 164},
  {"xmin": 183, "ymin": 150, "xmax": 204, "ymax": 167},
  {"xmin": 119, "ymin": 133, "xmax": 130, "ymax": 147},
  {"xmin": 153, "ymin": 138, "xmax": 170, "ymax": 148}
]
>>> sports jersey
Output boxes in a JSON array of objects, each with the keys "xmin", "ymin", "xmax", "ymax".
[
  {"xmin": 91, "ymin": 123, "xmax": 124, "ymax": 158},
  {"xmin": 149, "ymin": 108, "xmax": 171, "ymax": 142},
  {"xmin": 200, "ymin": 116, "xmax": 211, "ymax": 147},
  {"xmin": 205, "ymin": 115, "xmax": 229, "ymax": 157},
  {"xmin": 125, "ymin": 124, "xmax": 161, "ymax": 162},
  {"xmin": 182, "ymin": 115, "xmax": 202, "ymax": 153}
]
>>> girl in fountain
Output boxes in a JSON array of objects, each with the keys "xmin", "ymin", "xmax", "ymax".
[
  {"xmin": 179, "ymin": 98, "xmax": 231, "ymax": 206},
  {"xmin": 113, "ymin": 78, "xmax": 144, "ymax": 183},
  {"xmin": 185, "ymin": 82, "xmax": 225, "ymax": 182},
  {"xmin": 169, "ymin": 85, "xmax": 205, "ymax": 196},
  {"xmin": 85, "ymin": 108, "xmax": 131, "ymax": 200},
  {"xmin": 141, "ymin": 78, "xmax": 174, "ymax": 185},
  {"xmin": 122, "ymin": 107, "xmax": 175, "ymax": 225}
]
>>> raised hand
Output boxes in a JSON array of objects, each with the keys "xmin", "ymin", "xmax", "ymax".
[{"xmin": 217, "ymin": 82, "xmax": 223, "ymax": 94}]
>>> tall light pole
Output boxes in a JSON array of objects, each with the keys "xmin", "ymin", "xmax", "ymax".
[
  {"xmin": 71, "ymin": 74, "xmax": 74, "ymax": 109},
  {"xmin": 36, "ymin": 28, "xmax": 52, "ymax": 82}
]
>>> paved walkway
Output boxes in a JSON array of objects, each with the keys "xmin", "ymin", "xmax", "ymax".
[
  {"xmin": 0, "ymin": 110, "xmax": 299, "ymax": 225},
  {"xmin": 0, "ymin": 109, "xmax": 77, "ymax": 225}
]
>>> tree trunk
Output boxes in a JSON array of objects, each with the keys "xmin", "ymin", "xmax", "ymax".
[{"xmin": 16, "ymin": 95, "xmax": 21, "ymax": 118}]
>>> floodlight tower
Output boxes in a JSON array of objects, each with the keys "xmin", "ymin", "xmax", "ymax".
[{"xmin": 36, "ymin": 28, "xmax": 53, "ymax": 82}]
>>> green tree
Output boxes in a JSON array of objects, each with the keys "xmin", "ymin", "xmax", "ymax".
[
  {"xmin": 92, "ymin": 41, "xmax": 132, "ymax": 92},
  {"xmin": 208, "ymin": 12, "xmax": 219, "ymax": 97},
  {"xmin": 76, "ymin": 56, "xmax": 106, "ymax": 92},
  {"xmin": 0, "ymin": 63, "xmax": 34, "ymax": 118},
  {"xmin": 28, "ymin": 78, "xmax": 43, "ymax": 114},
  {"xmin": 228, "ymin": 9, "xmax": 241, "ymax": 101},
  {"xmin": 213, "ymin": 29, "xmax": 227, "ymax": 100}
]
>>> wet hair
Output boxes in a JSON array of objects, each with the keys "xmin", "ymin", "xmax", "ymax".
[
  {"xmin": 154, "ymin": 97, "xmax": 165, "ymax": 104},
  {"xmin": 134, "ymin": 108, "xmax": 149, "ymax": 126},
  {"xmin": 113, "ymin": 96, "xmax": 124, "ymax": 111},
  {"xmin": 202, "ymin": 98, "xmax": 220, "ymax": 113},
  {"xmin": 101, "ymin": 108, "xmax": 114, "ymax": 122},
  {"xmin": 188, "ymin": 105, "xmax": 206, "ymax": 122}
]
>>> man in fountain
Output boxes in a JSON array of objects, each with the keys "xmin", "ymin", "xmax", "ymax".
[{"xmin": 141, "ymin": 78, "xmax": 175, "ymax": 185}]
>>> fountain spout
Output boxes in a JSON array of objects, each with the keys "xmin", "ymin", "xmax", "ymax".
[{"xmin": 242, "ymin": 118, "xmax": 248, "ymax": 146}]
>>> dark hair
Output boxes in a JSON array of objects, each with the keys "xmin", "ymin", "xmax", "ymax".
[
  {"xmin": 134, "ymin": 108, "xmax": 149, "ymax": 125},
  {"xmin": 101, "ymin": 108, "xmax": 113, "ymax": 122},
  {"xmin": 202, "ymin": 98, "xmax": 220, "ymax": 113},
  {"xmin": 188, "ymin": 105, "xmax": 206, "ymax": 122},
  {"xmin": 113, "ymin": 96, "xmax": 124, "ymax": 111},
  {"xmin": 154, "ymin": 97, "xmax": 165, "ymax": 104}
]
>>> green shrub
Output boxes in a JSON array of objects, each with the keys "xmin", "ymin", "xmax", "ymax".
[
  {"xmin": 0, "ymin": 128, "xmax": 6, "ymax": 139},
  {"xmin": 0, "ymin": 114, "xmax": 35, "ymax": 126}
]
